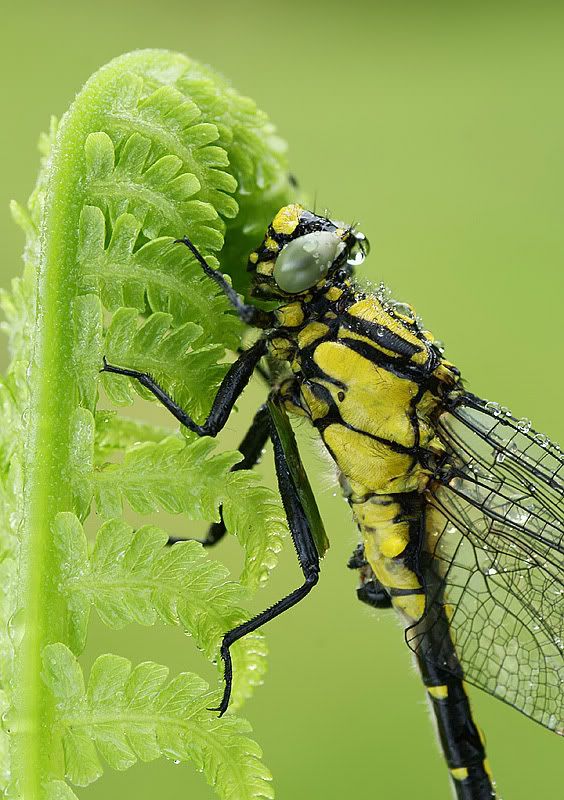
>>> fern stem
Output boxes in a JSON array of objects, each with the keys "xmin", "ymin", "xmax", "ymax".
[{"xmin": 13, "ymin": 56, "xmax": 130, "ymax": 798}]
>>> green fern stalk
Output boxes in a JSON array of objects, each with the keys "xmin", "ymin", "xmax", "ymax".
[{"xmin": 0, "ymin": 49, "xmax": 292, "ymax": 799}]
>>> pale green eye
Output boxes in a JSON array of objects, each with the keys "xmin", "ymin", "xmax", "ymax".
[{"xmin": 273, "ymin": 231, "xmax": 345, "ymax": 293}]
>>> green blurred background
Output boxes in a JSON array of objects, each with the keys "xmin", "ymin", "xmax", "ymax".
[{"xmin": 1, "ymin": 1, "xmax": 563, "ymax": 798}]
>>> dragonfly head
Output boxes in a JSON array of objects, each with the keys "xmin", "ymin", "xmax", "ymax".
[{"xmin": 247, "ymin": 204, "xmax": 369, "ymax": 300}]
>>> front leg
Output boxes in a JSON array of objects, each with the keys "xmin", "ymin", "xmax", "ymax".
[
  {"xmin": 176, "ymin": 236, "xmax": 275, "ymax": 328},
  {"xmin": 101, "ymin": 337, "xmax": 267, "ymax": 438}
]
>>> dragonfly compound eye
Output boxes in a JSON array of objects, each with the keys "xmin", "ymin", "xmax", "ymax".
[{"xmin": 273, "ymin": 231, "xmax": 345, "ymax": 293}]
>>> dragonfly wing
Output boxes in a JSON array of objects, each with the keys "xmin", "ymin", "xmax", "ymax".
[{"xmin": 407, "ymin": 392, "xmax": 564, "ymax": 733}]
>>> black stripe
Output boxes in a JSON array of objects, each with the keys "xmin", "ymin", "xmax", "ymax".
[
  {"xmin": 341, "ymin": 310, "xmax": 426, "ymax": 360},
  {"xmin": 337, "ymin": 336, "xmax": 438, "ymax": 384}
]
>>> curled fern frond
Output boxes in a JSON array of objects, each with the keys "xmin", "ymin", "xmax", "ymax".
[{"xmin": 0, "ymin": 49, "xmax": 292, "ymax": 799}]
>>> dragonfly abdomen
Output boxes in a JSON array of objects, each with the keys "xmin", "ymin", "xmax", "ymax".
[
  {"xmin": 347, "ymin": 489, "xmax": 426, "ymax": 622},
  {"xmin": 347, "ymin": 489, "xmax": 497, "ymax": 799}
]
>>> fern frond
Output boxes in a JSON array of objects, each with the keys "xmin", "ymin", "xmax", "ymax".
[
  {"xmin": 1, "ymin": 49, "xmax": 292, "ymax": 798},
  {"xmin": 78, "ymin": 199, "xmax": 241, "ymax": 348},
  {"xmin": 222, "ymin": 472, "xmax": 288, "ymax": 591},
  {"xmin": 93, "ymin": 434, "xmax": 288, "ymax": 586},
  {"xmin": 44, "ymin": 781, "xmax": 80, "ymax": 800},
  {"xmin": 54, "ymin": 513, "xmax": 267, "ymax": 709},
  {"xmin": 101, "ymin": 306, "xmax": 227, "ymax": 421},
  {"xmin": 94, "ymin": 435, "xmax": 238, "ymax": 519},
  {"xmin": 94, "ymin": 410, "xmax": 173, "ymax": 456},
  {"xmin": 42, "ymin": 644, "xmax": 274, "ymax": 798}
]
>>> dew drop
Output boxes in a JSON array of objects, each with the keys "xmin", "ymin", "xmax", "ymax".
[
  {"xmin": 4, "ymin": 779, "xmax": 21, "ymax": 799},
  {"xmin": 392, "ymin": 302, "xmax": 416, "ymax": 321},
  {"xmin": 485, "ymin": 401, "xmax": 502, "ymax": 417},
  {"xmin": 517, "ymin": 418, "xmax": 531, "ymax": 433},
  {"xmin": 1, "ymin": 708, "xmax": 16, "ymax": 733},
  {"xmin": 8, "ymin": 609, "xmax": 25, "ymax": 647}
]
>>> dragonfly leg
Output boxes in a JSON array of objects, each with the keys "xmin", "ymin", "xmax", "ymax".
[
  {"xmin": 101, "ymin": 337, "xmax": 267, "ymax": 438},
  {"xmin": 210, "ymin": 402, "xmax": 321, "ymax": 716},
  {"xmin": 168, "ymin": 404, "xmax": 271, "ymax": 547},
  {"xmin": 176, "ymin": 236, "xmax": 275, "ymax": 328}
]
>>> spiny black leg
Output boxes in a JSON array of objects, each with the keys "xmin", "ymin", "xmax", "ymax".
[
  {"xmin": 210, "ymin": 402, "xmax": 321, "ymax": 716},
  {"xmin": 237, "ymin": 347, "xmax": 271, "ymax": 385},
  {"xmin": 101, "ymin": 337, "xmax": 267, "ymax": 438},
  {"xmin": 176, "ymin": 236, "xmax": 275, "ymax": 328},
  {"xmin": 348, "ymin": 543, "xmax": 392, "ymax": 609},
  {"xmin": 212, "ymin": 575, "xmax": 318, "ymax": 717},
  {"xmin": 168, "ymin": 404, "xmax": 271, "ymax": 547}
]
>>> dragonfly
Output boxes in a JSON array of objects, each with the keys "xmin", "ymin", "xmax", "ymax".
[{"xmin": 102, "ymin": 203, "xmax": 564, "ymax": 800}]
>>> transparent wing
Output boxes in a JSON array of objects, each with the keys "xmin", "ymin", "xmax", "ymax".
[{"xmin": 407, "ymin": 391, "xmax": 564, "ymax": 733}]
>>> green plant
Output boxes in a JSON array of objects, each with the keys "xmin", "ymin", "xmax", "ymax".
[{"xmin": 0, "ymin": 49, "xmax": 293, "ymax": 800}]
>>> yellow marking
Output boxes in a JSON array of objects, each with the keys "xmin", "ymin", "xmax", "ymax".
[
  {"xmin": 265, "ymin": 236, "xmax": 279, "ymax": 251},
  {"xmin": 323, "ymin": 423, "xmax": 420, "ymax": 493},
  {"xmin": 256, "ymin": 260, "xmax": 275, "ymax": 276},
  {"xmin": 416, "ymin": 389, "xmax": 441, "ymax": 419},
  {"xmin": 334, "ymin": 227, "xmax": 345, "ymax": 238},
  {"xmin": 300, "ymin": 383, "xmax": 329, "ymax": 421},
  {"xmin": 483, "ymin": 759, "xmax": 494, "ymax": 780},
  {"xmin": 355, "ymin": 499, "xmax": 410, "ymax": 557},
  {"xmin": 349, "ymin": 471, "xmax": 430, "ymax": 497},
  {"xmin": 365, "ymin": 547, "xmax": 422, "ymax": 591},
  {"xmin": 427, "ymin": 685, "xmax": 449, "ymax": 700},
  {"xmin": 350, "ymin": 495, "xmax": 425, "ymax": 601},
  {"xmin": 276, "ymin": 302, "xmax": 304, "ymax": 327},
  {"xmin": 392, "ymin": 593, "xmax": 426, "ymax": 620},
  {"xmin": 325, "ymin": 286, "xmax": 343, "ymax": 301},
  {"xmin": 272, "ymin": 203, "xmax": 302, "ymax": 235},
  {"xmin": 269, "ymin": 337, "xmax": 293, "ymax": 361},
  {"xmin": 249, "ymin": 252, "xmax": 258, "ymax": 264},
  {"xmin": 324, "ymin": 311, "xmax": 337, "ymax": 319},
  {"xmin": 298, "ymin": 322, "xmax": 329, "ymax": 349},
  {"xmin": 433, "ymin": 363, "xmax": 459, "ymax": 386},
  {"xmin": 450, "ymin": 767, "xmax": 469, "ymax": 782},
  {"xmin": 346, "ymin": 298, "xmax": 429, "ymax": 366},
  {"xmin": 312, "ymin": 341, "xmax": 419, "ymax": 447},
  {"xmin": 380, "ymin": 530, "xmax": 409, "ymax": 558},
  {"xmin": 283, "ymin": 398, "xmax": 307, "ymax": 417}
]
